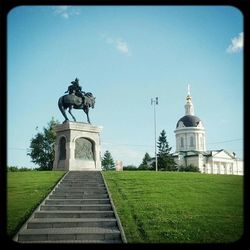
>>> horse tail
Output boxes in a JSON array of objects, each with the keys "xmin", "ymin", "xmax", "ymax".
[
  {"xmin": 58, "ymin": 96, "xmax": 63, "ymax": 111},
  {"xmin": 58, "ymin": 96, "xmax": 68, "ymax": 121}
]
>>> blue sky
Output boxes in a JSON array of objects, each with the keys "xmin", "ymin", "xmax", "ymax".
[{"xmin": 7, "ymin": 6, "xmax": 243, "ymax": 168}]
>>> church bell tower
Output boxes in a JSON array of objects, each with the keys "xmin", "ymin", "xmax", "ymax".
[{"xmin": 174, "ymin": 85, "xmax": 206, "ymax": 153}]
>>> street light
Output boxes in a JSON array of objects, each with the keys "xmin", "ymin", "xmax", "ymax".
[{"xmin": 151, "ymin": 97, "xmax": 158, "ymax": 171}]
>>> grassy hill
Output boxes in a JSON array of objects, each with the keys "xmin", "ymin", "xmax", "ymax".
[
  {"xmin": 7, "ymin": 171, "xmax": 243, "ymax": 243},
  {"xmin": 103, "ymin": 171, "xmax": 243, "ymax": 243},
  {"xmin": 7, "ymin": 171, "xmax": 66, "ymax": 238}
]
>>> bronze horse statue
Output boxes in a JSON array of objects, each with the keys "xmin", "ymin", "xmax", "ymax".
[{"xmin": 58, "ymin": 92, "xmax": 95, "ymax": 123}]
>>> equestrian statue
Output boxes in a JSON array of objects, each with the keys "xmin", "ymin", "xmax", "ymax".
[{"xmin": 58, "ymin": 78, "xmax": 95, "ymax": 124}]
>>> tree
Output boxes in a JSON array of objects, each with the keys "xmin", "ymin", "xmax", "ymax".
[
  {"xmin": 156, "ymin": 130, "xmax": 177, "ymax": 171},
  {"xmin": 27, "ymin": 117, "xmax": 59, "ymax": 170},
  {"xmin": 101, "ymin": 150, "xmax": 115, "ymax": 171},
  {"xmin": 138, "ymin": 153, "xmax": 152, "ymax": 170}
]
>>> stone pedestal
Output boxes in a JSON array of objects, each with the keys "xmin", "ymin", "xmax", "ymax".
[{"xmin": 53, "ymin": 121, "xmax": 102, "ymax": 171}]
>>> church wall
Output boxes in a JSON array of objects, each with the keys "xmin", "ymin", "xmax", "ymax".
[
  {"xmin": 233, "ymin": 160, "xmax": 244, "ymax": 175},
  {"xmin": 186, "ymin": 156, "xmax": 199, "ymax": 167},
  {"xmin": 198, "ymin": 134, "xmax": 206, "ymax": 151},
  {"xmin": 202, "ymin": 157, "xmax": 243, "ymax": 176},
  {"xmin": 174, "ymin": 153, "xmax": 243, "ymax": 175}
]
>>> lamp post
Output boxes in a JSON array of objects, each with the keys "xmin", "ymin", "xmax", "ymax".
[{"xmin": 151, "ymin": 97, "xmax": 158, "ymax": 171}]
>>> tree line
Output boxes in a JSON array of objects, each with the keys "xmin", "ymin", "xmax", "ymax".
[
  {"xmin": 102, "ymin": 129, "xmax": 178, "ymax": 171},
  {"xmin": 26, "ymin": 118, "xmax": 199, "ymax": 172}
]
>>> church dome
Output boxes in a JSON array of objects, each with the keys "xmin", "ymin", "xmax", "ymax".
[{"xmin": 176, "ymin": 115, "xmax": 201, "ymax": 128}]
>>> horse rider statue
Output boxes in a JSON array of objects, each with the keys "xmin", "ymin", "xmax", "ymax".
[
  {"xmin": 65, "ymin": 78, "xmax": 86, "ymax": 99},
  {"xmin": 58, "ymin": 77, "xmax": 96, "ymax": 123},
  {"xmin": 65, "ymin": 77, "xmax": 93, "ymax": 107}
]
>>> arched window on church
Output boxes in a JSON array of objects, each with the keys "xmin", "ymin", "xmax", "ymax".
[
  {"xmin": 190, "ymin": 136, "xmax": 194, "ymax": 147},
  {"xmin": 180, "ymin": 137, "xmax": 184, "ymax": 148},
  {"xmin": 200, "ymin": 136, "xmax": 204, "ymax": 148}
]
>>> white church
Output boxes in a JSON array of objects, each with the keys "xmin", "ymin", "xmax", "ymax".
[{"xmin": 172, "ymin": 86, "xmax": 243, "ymax": 175}]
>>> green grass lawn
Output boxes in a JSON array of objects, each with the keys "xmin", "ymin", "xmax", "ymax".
[
  {"xmin": 7, "ymin": 170, "xmax": 243, "ymax": 243},
  {"xmin": 7, "ymin": 171, "xmax": 65, "ymax": 238},
  {"xmin": 103, "ymin": 171, "xmax": 243, "ymax": 243}
]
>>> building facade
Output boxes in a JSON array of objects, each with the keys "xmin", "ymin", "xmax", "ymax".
[{"xmin": 173, "ymin": 86, "xmax": 243, "ymax": 175}]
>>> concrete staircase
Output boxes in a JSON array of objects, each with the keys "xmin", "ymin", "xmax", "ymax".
[{"xmin": 14, "ymin": 171, "xmax": 126, "ymax": 243}]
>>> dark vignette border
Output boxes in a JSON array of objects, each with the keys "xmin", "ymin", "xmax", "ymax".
[{"xmin": 1, "ymin": 0, "xmax": 249, "ymax": 249}]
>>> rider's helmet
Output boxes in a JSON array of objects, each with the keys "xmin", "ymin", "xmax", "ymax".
[{"xmin": 70, "ymin": 78, "xmax": 79, "ymax": 86}]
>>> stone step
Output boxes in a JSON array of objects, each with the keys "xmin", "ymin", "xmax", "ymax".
[
  {"xmin": 49, "ymin": 194, "xmax": 109, "ymax": 199},
  {"xmin": 60, "ymin": 182, "xmax": 104, "ymax": 186},
  {"xmin": 62, "ymin": 180, "xmax": 103, "ymax": 183},
  {"xmin": 34, "ymin": 211, "xmax": 115, "ymax": 219},
  {"xmin": 55, "ymin": 186, "xmax": 106, "ymax": 190},
  {"xmin": 57, "ymin": 186, "xmax": 106, "ymax": 190},
  {"xmin": 19, "ymin": 239, "xmax": 122, "ymax": 243},
  {"xmin": 51, "ymin": 191, "xmax": 108, "ymax": 198},
  {"xmin": 65, "ymin": 173, "xmax": 102, "ymax": 176},
  {"xmin": 54, "ymin": 187, "xmax": 107, "ymax": 192},
  {"xmin": 63, "ymin": 175, "xmax": 102, "ymax": 178},
  {"xmin": 45, "ymin": 199, "xmax": 110, "ymax": 205},
  {"xmin": 58, "ymin": 183, "xmax": 105, "ymax": 187},
  {"xmin": 62, "ymin": 176, "xmax": 103, "ymax": 180},
  {"xmin": 66, "ymin": 173, "xmax": 102, "ymax": 175},
  {"xmin": 27, "ymin": 218, "xmax": 118, "ymax": 229},
  {"xmin": 40, "ymin": 204, "xmax": 112, "ymax": 211},
  {"xmin": 53, "ymin": 191, "xmax": 107, "ymax": 195},
  {"xmin": 18, "ymin": 227, "xmax": 121, "ymax": 242},
  {"xmin": 61, "ymin": 181, "xmax": 104, "ymax": 185},
  {"xmin": 14, "ymin": 171, "xmax": 126, "ymax": 243},
  {"xmin": 53, "ymin": 190, "xmax": 107, "ymax": 195}
]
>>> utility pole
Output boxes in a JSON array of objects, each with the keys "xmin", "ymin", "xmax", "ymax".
[{"xmin": 151, "ymin": 97, "xmax": 158, "ymax": 171}]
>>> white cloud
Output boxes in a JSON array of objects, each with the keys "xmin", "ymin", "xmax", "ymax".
[
  {"xmin": 115, "ymin": 39, "xmax": 129, "ymax": 55},
  {"xmin": 226, "ymin": 32, "xmax": 243, "ymax": 53},
  {"xmin": 102, "ymin": 34, "xmax": 131, "ymax": 56},
  {"xmin": 62, "ymin": 12, "xmax": 69, "ymax": 19},
  {"xmin": 53, "ymin": 6, "xmax": 81, "ymax": 19}
]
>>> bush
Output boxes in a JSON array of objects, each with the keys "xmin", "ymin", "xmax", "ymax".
[
  {"xmin": 7, "ymin": 166, "xmax": 34, "ymax": 172},
  {"xmin": 178, "ymin": 164, "xmax": 200, "ymax": 172},
  {"xmin": 7, "ymin": 166, "xmax": 19, "ymax": 172},
  {"xmin": 18, "ymin": 167, "xmax": 33, "ymax": 171},
  {"xmin": 138, "ymin": 164, "xmax": 152, "ymax": 170},
  {"xmin": 123, "ymin": 165, "xmax": 138, "ymax": 171}
]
